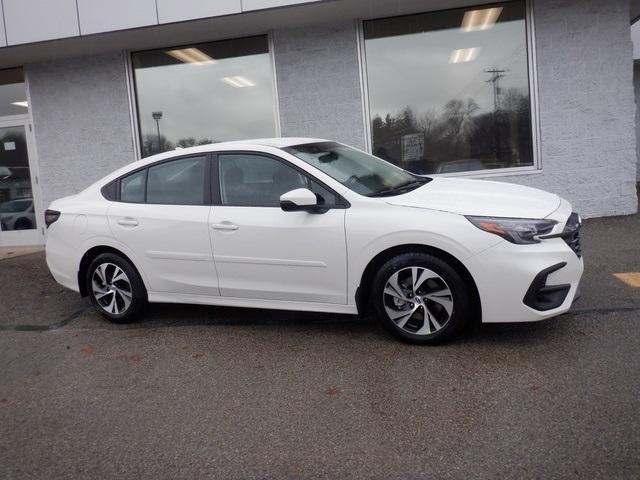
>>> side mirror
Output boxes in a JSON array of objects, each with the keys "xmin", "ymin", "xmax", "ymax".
[{"xmin": 280, "ymin": 188, "xmax": 322, "ymax": 213}]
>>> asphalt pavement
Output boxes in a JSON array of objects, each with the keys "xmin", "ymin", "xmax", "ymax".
[{"xmin": 1, "ymin": 213, "xmax": 640, "ymax": 479}]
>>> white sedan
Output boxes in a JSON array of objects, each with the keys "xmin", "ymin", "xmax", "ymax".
[{"xmin": 45, "ymin": 138, "xmax": 583, "ymax": 344}]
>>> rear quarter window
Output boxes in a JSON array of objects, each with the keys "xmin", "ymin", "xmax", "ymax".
[{"xmin": 120, "ymin": 169, "xmax": 147, "ymax": 203}]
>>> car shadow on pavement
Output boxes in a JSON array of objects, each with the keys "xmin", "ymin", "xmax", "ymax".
[
  {"xmin": 83, "ymin": 300, "xmax": 584, "ymax": 348},
  {"xmin": 1, "ymin": 250, "xmax": 573, "ymax": 345}
]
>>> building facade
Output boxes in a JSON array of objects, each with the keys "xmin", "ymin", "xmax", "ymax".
[{"xmin": 0, "ymin": 0, "xmax": 637, "ymax": 246}]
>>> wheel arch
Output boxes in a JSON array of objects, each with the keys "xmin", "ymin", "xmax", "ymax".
[
  {"xmin": 78, "ymin": 246, "xmax": 147, "ymax": 299},
  {"xmin": 355, "ymin": 244, "xmax": 481, "ymax": 321}
]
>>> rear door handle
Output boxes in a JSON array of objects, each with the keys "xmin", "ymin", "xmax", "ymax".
[
  {"xmin": 117, "ymin": 218, "xmax": 139, "ymax": 227},
  {"xmin": 212, "ymin": 222, "xmax": 239, "ymax": 231}
]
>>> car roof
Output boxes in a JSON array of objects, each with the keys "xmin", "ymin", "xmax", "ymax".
[
  {"xmin": 140, "ymin": 137, "xmax": 330, "ymax": 163},
  {"xmin": 88, "ymin": 137, "xmax": 336, "ymax": 191},
  {"xmin": 227, "ymin": 137, "xmax": 329, "ymax": 148}
]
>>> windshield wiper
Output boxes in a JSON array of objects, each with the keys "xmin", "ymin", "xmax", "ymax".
[{"xmin": 367, "ymin": 178, "xmax": 431, "ymax": 197}]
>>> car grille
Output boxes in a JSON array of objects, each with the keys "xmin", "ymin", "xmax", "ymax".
[{"xmin": 561, "ymin": 212, "xmax": 582, "ymax": 258}]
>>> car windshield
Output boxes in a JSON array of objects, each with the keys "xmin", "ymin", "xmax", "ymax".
[{"xmin": 282, "ymin": 142, "xmax": 431, "ymax": 197}]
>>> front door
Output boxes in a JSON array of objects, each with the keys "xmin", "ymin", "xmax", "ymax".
[
  {"xmin": 210, "ymin": 152, "xmax": 347, "ymax": 304},
  {"xmin": 0, "ymin": 121, "xmax": 43, "ymax": 246}
]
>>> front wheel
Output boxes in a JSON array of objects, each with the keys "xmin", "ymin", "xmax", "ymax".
[
  {"xmin": 86, "ymin": 253, "xmax": 146, "ymax": 323},
  {"xmin": 371, "ymin": 253, "xmax": 473, "ymax": 345}
]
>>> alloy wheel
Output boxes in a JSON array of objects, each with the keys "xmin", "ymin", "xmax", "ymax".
[
  {"xmin": 91, "ymin": 262, "xmax": 133, "ymax": 315},
  {"xmin": 382, "ymin": 266, "xmax": 453, "ymax": 336}
]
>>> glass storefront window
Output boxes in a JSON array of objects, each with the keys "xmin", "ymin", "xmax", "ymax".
[
  {"xmin": 132, "ymin": 35, "xmax": 276, "ymax": 158},
  {"xmin": 0, "ymin": 68, "xmax": 28, "ymax": 116},
  {"xmin": 363, "ymin": 1, "xmax": 534, "ymax": 175},
  {"xmin": 0, "ymin": 126, "xmax": 35, "ymax": 231}
]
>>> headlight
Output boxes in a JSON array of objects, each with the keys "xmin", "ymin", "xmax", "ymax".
[{"xmin": 465, "ymin": 216, "xmax": 557, "ymax": 244}]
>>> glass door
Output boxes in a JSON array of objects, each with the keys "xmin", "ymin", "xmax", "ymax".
[{"xmin": 0, "ymin": 121, "xmax": 43, "ymax": 246}]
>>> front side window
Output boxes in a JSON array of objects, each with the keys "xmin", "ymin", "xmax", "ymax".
[
  {"xmin": 132, "ymin": 36, "xmax": 276, "ymax": 158},
  {"xmin": 219, "ymin": 154, "xmax": 308, "ymax": 207},
  {"xmin": 363, "ymin": 1, "xmax": 534, "ymax": 175}
]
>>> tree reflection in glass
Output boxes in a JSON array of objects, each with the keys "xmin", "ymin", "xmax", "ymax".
[{"xmin": 364, "ymin": 1, "xmax": 533, "ymax": 175}]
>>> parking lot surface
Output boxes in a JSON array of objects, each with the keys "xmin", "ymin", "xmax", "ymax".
[{"xmin": 1, "ymin": 214, "xmax": 640, "ymax": 479}]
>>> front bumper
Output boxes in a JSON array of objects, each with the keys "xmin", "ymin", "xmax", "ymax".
[
  {"xmin": 464, "ymin": 228, "xmax": 584, "ymax": 324},
  {"xmin": 522, "ymin": 262, "xmax": 572, "ymax": 311}
]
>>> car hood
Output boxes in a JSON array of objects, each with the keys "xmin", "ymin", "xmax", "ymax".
[{"xmin": 385, "ymin": 177, "xmax": 561, "ymax": 218}]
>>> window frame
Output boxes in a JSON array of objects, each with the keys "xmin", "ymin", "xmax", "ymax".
[
  {"xmin": 211, "ymin": 150, "xmax": 350, "ymax": 209},
  {"xmin": 102, "ymin": 150, "xmax": 350, "ymax": 210},
  {"xmin": 108, "ymin": 152, "xmax": 213, "ymax": 206},
  {"xmin": 356, "ymin": 0, "xmax": 542, "ymax": 179},
  {"xmin": 125, "ymin": 33, "xmax": 282, "ymax": 161}
]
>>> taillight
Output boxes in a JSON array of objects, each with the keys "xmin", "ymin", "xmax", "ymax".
[{"xmin": 44, "ymin": 209, "xmax": 60, "ymax": 228}]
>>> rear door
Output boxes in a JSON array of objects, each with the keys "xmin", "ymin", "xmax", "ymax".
[{"xmin": 108, "ymin": 154, "xmax": 219, "ymax": 296}]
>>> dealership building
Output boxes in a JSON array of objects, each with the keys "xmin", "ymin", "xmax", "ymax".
[{"xmin": 0, "ymin": 0, "xmax": 638, "ymax": 246}]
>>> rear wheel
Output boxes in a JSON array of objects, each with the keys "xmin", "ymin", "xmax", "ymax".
[
  {"xmin": 86, "ymin": 253, "xmax": 146, "ymax": 323},
  {"xmin": 371, "ymin": 253, "xmax": 472, "ymax": 345}
]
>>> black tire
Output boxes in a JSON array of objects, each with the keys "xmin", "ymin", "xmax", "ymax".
[
  {"xmin": 371, "ymin": 252, "xmax": 473, "ymax": 345},
  {"xmin": 86, "ymin": 252, "xmax": 146, "ymax": 324}
]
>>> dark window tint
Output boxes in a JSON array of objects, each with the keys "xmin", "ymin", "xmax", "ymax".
[
  {"xmin": 101, "ymin": 181, "xmax": 117, "ymax": 201},
  {"xmin": 147, "ymin": 156, "xmax": 206, "ymax": 205},
  {"xmin": 0, "ymin": 198, "xmax": 31, "ymax": 212},
  {"xmin": 132, "ymin": 36, "xmax": 276, "ymax": 158},
  {"xmin": 309, "ymin": 181, "xmax": 338, "ymax": 206},
  {"xmin": 219, "ymin": 154, "xmax": 308, "ymax": 207},
  {"xmin": 363, "ymin": 1, "xmax": 533, "ymax": 175},
  {"xmin": 120, "ymin": 169, "xmax": 146, "ymax": 203}
]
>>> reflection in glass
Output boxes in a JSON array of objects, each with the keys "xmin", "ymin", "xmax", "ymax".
[
  {"xmin": 120, "ymin": 169, "xmax": 146, "ymax": 203},
  {"xmin": 363, "ymin": 1, "xmax": 533, "ymax": 175},
  {"xmin": 219, "ymin": 154, "xmax": 308, "ymax": 207},
  {"xmin": 132, "ymin": 36, "xmax": 276, "ymax": 158},
  {"xmin": 0, "ymin": 126, "xmax": 35, "ymax": 231},
  {"xmin": 147, "ymin": 156, "xmax": 206, "ymax": 205},
  {"xmin": 0, "ymin": 68, "xmax": 28, "ymax": 117}
]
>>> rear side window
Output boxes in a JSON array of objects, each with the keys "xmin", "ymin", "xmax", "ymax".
[
  {"xmin": 147, "ymin": 156, "xmax": 206, "ymax": 205},
  {"xmin": 101, "ymin": 180, "xmax": 117, "ymax": 201},
  {"xmin": 120, "ymin": 169, "xmax": 146, "ymax": 203}
]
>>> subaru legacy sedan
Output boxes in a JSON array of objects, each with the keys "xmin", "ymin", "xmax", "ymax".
[{"xmin": 45, "ymin": 138, "xmax": 583, "ymax": 344}]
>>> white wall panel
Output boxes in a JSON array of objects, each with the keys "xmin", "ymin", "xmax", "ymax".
[
  {"xmin": 77, "ymin": 0, "xmax": 158, "ymax": 35},
  {"xmin": 0, "ymin": 6, "xmax": 6, "ymax": 47},
  {"xmin": 157, "ymin": 0, "xmax": 241, "ymax": 24},
  {"xmin": 242, "ymin": 0, "xmax": 323, "ymax": 11},
  {"xmin": 4, "ymin": 0, "xmax": 79, "ymax": 45}
]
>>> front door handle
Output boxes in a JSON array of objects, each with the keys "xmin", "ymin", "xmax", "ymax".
[
  {"xmin": 117, "ymin": 218, "xmax": 139, "ymax": 227},
  {"xmin": 212, "ymin": 222, "xmax": 239, "ymax": 231}
]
